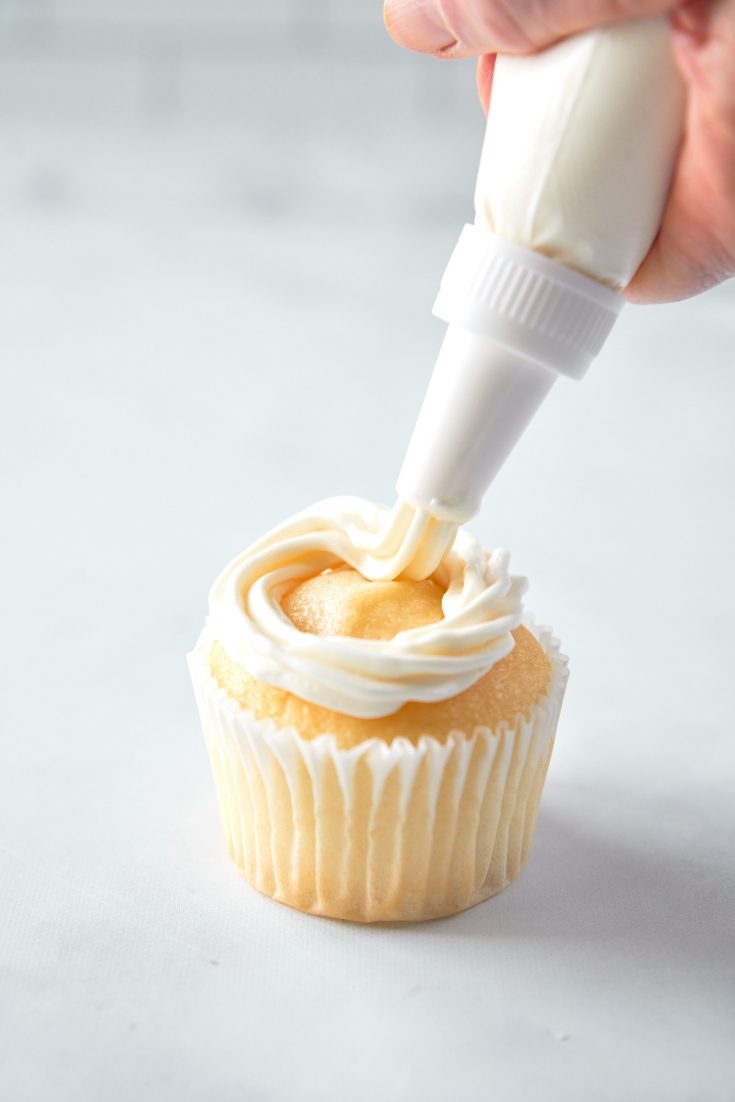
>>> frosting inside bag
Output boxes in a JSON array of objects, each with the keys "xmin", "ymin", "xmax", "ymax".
[{"xmin": 476, "ymin": 17, "xmax": 685, "ymax": 288}]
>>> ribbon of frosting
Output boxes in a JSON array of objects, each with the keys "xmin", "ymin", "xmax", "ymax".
[{"xmin": 208, "ymin": 496, "xmax": 526, "ymax": 719}]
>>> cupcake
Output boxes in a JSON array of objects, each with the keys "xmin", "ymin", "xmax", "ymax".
[{"xmin": 188, "ymin": 497, "xmax": 567, "ymax": 923}]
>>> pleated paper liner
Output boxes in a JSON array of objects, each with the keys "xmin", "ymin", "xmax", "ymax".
[{"xmin": 188, "ymin": 619, "xmax": 568, "ymax": 923}]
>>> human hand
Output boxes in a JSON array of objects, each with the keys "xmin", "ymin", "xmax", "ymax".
[{"xmin": 383, "ymin": 0, "xmax": 735, "ymax": 304}]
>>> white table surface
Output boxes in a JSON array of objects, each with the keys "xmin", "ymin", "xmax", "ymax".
[{"xmin": 1, "ymin": 120, "xmax": 734, "ymax": 1102}]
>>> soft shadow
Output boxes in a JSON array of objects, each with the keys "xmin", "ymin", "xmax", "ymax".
[{"xmin": 425, "ymin": 804, "xmax": 735, "ymax": 971}]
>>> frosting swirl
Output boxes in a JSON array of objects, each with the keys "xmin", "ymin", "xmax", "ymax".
[{"xmin": 208, "ymin": 497, "xmax": 526, "ymax": 718}]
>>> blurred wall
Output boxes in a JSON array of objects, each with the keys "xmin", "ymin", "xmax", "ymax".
[
  {"xmin": 0, "ymin": 0, "xmax": 484, "ymax": 253},
  {"xmin": 0, "ymin": 0, "xmax": 477, "ymax": 128}
]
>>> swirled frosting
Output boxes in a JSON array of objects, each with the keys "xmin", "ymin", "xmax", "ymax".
[{"xmin": 208, "ymin": 496, "xmax": 526, "ymax": 719}]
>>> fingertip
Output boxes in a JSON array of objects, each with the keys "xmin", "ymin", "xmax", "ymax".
[
  {"xmin": 383, "ymin": 0, "xmax": 404, "ymax": 47},
  {"xmin": 623, "ymin": 240, "xmax": 711, "ymax": 305},
  {"xmin": 476, "ymin": 54, "xmax": 496, "ymax": 114},
  {"xmin": 623, "ymin": 241, "xmax": 673, "ymax": 304},
  {"xmin": 382, "ymin": 0, "xmax": 458, "ymax": 54}
]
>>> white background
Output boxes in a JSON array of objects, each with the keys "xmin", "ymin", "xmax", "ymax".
[{"xmin": 1, "ymin": 3, "xmax": 734, "ymax": 1100}]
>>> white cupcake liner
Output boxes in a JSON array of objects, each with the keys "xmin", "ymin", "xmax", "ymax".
[{"xmin": 188, "ymin": 618, "xmax": 568, "ymax": 923}]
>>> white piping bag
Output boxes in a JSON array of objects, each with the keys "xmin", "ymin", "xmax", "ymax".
[{"xmin": 397, "ymin": 16, "xmax": 686, "ymax": 522}]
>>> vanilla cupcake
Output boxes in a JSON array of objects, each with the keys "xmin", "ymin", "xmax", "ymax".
[{"xmin": 188, "ymin": 497, "xmax": 567, "ymax": 923}]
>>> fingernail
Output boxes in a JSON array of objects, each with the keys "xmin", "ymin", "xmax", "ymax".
[{"xmin": 384, "ymin": 0, "xmax": 457, "ymax": 54}]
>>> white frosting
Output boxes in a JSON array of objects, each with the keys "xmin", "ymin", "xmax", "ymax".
[
  {"xmin": 207, "ymin": 496, "xmax": 526, "ymax": 718},
  {"xmin": 476, "ymin": 17, "xmax": 685, "ymax": 289}
]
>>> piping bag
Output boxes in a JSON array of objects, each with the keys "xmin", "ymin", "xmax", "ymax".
[{"xmin": 396, "ymin": 16, "xmax": 686, "ymax": 524}]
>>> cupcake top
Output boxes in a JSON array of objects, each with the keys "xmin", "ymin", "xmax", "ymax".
[
  {"xmin": 209, "ymin": 568, "xmax": 549, "ymax": 748},
  {"xmin": 207, "ymin": 496, "xmax": 526, "ymax": 719}
]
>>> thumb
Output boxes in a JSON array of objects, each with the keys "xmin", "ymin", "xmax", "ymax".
[{"xmin": 384, "ymin": 0, "xmax": 677, "ymax": 57}]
